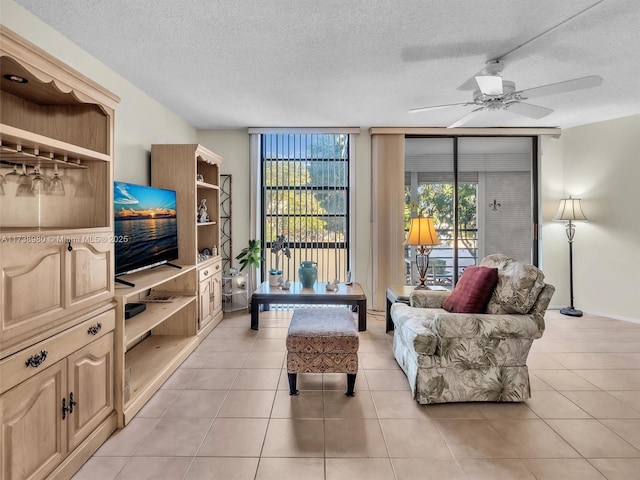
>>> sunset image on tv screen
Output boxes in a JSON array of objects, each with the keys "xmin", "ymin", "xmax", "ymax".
[{"xmin": 114, "ymin": 182, "xmax": 178, "ymax": 275}]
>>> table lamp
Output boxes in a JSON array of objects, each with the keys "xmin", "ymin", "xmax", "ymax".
[{"xmin": 405, "ymin": 216, "xmax": 440, "ymax": 289}]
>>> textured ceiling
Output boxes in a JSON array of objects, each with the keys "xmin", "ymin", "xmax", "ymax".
[{"xmin": 13, "ymin": 0, "xmax": 640, "ymax": 129}]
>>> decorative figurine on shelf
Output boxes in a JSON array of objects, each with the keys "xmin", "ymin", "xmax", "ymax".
[
  {"xmin": 280, "ymin": 278, "xmax": 291, "ymax": 290},
  {"xmin": 198, "ymin": 199, "xmax": 209, "ymax": 223},
  {"xmin": 326, "ymin": 279, "xmax": 339, "ymax": 291}
]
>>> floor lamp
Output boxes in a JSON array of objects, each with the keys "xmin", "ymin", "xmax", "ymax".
[
  {"xmin": 405, "ymin": 216, "xmax": 440, "ymax": 289},
  {"xmin": 554, "ymin": 196, "xmax": 588, "ymax": 317}
]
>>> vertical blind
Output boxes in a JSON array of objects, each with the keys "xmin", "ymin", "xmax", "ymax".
[{"xmin": 261, "ymin": 133, "xmax": 350, "ymax": 284}]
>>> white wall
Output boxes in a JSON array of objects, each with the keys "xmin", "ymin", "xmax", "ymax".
[
  {"xmin": 2, "ymin": 0, "xmax": 197, "ymax": 185},
  {"xmin": 560, "ymin": 114, "xmax": 640, "ymax": 321}
]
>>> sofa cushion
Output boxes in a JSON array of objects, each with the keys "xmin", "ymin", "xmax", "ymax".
[
  {"xmin": 442, "ymin": 266, "xmax": 498, "ymax": 313},
  {"xmin": 480, "ymin": 254, "xmax": 546, "ymax": 314}
]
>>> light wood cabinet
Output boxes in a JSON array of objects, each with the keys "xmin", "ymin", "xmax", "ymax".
[
  {"xmin": 113, "ymin": 265, "xmax": 198, "ymax": 426},
  {"xmin": 151, "ymin": 144, "xmax": 224, "ymax": 336},
  {"xmin": 0, "ymin": 26, "xmax": 119, "ymax": 479},
  {"xmin": 0, "ymin": 311, "xmax": 115, "ymax": 480}
]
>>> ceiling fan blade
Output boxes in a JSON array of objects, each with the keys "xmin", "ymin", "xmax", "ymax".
[
  {"xmin": 475, "ymin": 75, "xmax": 503, "ymax": 95},
  {"xmin": 447, "ymin": 107, "xmax": 485, "ymax": 128},
  {"xmin": 517, "ymin": 75, "xmax": 603, "ymax": 99},
  {"xmin": 507, "ymin": 102, "xmax": 554, "ymax": 119},
  {"xmin": 409, "ymin": 102, "xmax": 473, "ymax": 114}
]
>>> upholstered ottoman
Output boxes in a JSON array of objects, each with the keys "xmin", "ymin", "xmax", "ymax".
[{"xmin": 286, "ymin": 308, "xmax": 359, "ymax": 396}]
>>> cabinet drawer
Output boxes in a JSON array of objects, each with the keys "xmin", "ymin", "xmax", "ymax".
[
  {"xmin": 199, "ymin": 261, "xmax": 221, "ymax": 282},
  {"xmin": 0, "ymin": 309, "xmax": 115, "ymax": 394}
]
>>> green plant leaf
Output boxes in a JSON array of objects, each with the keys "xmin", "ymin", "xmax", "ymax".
[{"xmin": 235, "ymin": 239, "xmax": 265, "ymax": 271}]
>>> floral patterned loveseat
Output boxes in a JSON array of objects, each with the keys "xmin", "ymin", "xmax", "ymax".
[{"xmin": 390, "ymin": 254, "xmax": 555, "ymax": 404}]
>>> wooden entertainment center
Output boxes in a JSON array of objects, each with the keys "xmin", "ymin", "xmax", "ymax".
[
  {"xmin": 0, "ymin": 26, "xmax": 119, "ymax": 480},
  {"xmin": 0, "ymin": 27, "xmax": 224, "ymax": 479}
]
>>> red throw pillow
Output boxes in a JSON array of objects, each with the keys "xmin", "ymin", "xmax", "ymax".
[{"xmin": 442, "ymin": 266, "xmax": 499, "ymax": 313}]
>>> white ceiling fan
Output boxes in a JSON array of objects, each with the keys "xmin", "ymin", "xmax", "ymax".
[{"xmin": 409, "ymin": 60, "xmax": 604, "ymax": 128}]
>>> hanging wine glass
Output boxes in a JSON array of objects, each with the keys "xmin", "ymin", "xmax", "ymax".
[
  {"xmin": 48, "ymin": 164, "xmax": 65, "ymax": 196},
  {"xmin": 16, "ymin": 164, "xmax": 34, "ymax": 197},
  {"xmin": 31, "ymin": 166, "xmax": 47, "ymax": 195},
  {"xmin": 4, "ymin": 164, "xmax": 20, "ymax": 183}
]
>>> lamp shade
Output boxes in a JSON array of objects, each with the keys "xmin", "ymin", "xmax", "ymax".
[
  {"xmin": 405, "ymin": 216, "xmax": 441, "ymax": 246},
  {"xmin": 553, "ymin": 197, "xmax": 588, "ymax": 221}
]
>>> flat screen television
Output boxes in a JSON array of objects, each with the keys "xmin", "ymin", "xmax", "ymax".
[{"xmin": 114, "ymin": 181, "xmax": 179, "ymax": 277}]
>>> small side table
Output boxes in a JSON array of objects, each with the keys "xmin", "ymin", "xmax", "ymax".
[
  {"xmin": 222, "ymin": 273, "xmax": 249, "ymax": 312},
  {"xmin": 386, "ymin": 285, "xmax": 449, "ymax": 332}
]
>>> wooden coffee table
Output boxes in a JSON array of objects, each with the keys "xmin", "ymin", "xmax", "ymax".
[{"xmin": 250, "ymin": 281, "xmax": 367, "ymax": 331}]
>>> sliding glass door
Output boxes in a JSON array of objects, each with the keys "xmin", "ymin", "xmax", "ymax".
[{"xmin": 404, "ymin": 136, "xmax": 536, "ymax": 288}]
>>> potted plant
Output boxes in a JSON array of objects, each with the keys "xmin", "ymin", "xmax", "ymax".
[
  {"xmin": 235, "ymin": 239, "xmax": 264, "ymax": 293},
  {"xmin": 269, "ymin": 234, "xmax": 290, "ymax": 286}
]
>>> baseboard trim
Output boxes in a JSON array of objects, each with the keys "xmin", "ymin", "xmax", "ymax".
[
  {"xmin": 582, "ymin": 309, "xmax": 640, "ymax": 325},
  {"xmin": 548, "ymin": 305, "xmax": 640, "ymax": 325}
]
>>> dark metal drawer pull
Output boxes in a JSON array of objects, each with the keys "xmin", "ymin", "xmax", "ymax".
[
  {"xmin": 87, "ymin": 323, "xmax": 102, "ymax": 335},
  {"xmin": 25, "ymin": 350, "xmax": 48, "ymax": 368}
]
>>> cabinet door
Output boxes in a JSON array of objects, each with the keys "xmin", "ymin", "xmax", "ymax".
[
  {"xmin": 0, "ymin": 360, "xmax": 67, "ymax": 480},
  {"xmin": 66, "ymin": 234, "xmax": 113, "ymax": 309},
  {"xmin": 0, "ymin": 242, "xmax": 65, "ymax": 353},
  {"xmin": 199, "ymin": 278, "xmax": 213, "ymax": 330},
  {"xmin": 66, "ymin": 332, "xmax": 114, "ymax": 451}
]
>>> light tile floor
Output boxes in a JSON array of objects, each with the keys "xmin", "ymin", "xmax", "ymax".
[{"xmin": 73, "ymin": 309, "xmax": 640, "ymax": 480}]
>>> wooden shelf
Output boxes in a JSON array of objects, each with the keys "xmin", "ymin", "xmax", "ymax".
[
  {"xmin": 0, "ymin": 124, "xmax": 111, "ymax": 163},
  {"xmin": 123, "ymin": 334, "xmax": 198, "ymax": 421},
  {"xmin": 114, "ymin": 265, "xmax": 195, "ymax": 297},
  {"xmin": 0, "ymin": 226, "xmax": 112, "ymax": 234},
  {"xmin": 124, "ymin": 296, "xmax": 196, "ymax": 349},
  {"xmin": 196, "ymin": 180, "xmax": 219, "ymax": 190},
  {"xmin": 114, "ymin": 264, "xmax": 198, "ymax": 426}
]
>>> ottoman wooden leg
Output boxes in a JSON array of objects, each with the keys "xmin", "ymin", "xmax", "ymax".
[
  {"xmin": 288, "ymin": 373, "xmax": 299, "ymax": 395},
  {"xmin": 345, "ymin": 373, "xmax": 356, "ymax": 397}
]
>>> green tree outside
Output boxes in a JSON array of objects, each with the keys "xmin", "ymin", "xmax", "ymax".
[{"xmin": 405, "ymin": 182, "xmax": 478, "ymax": 262}]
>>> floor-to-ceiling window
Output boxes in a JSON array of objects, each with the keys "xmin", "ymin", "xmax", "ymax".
[
  {"xmin": 404, "ymin": 136, "xmax": 536, "ymax": 287},
  {"xmin": 260, "ymin": 133, "xmax": 351, "ymax": 283}
]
